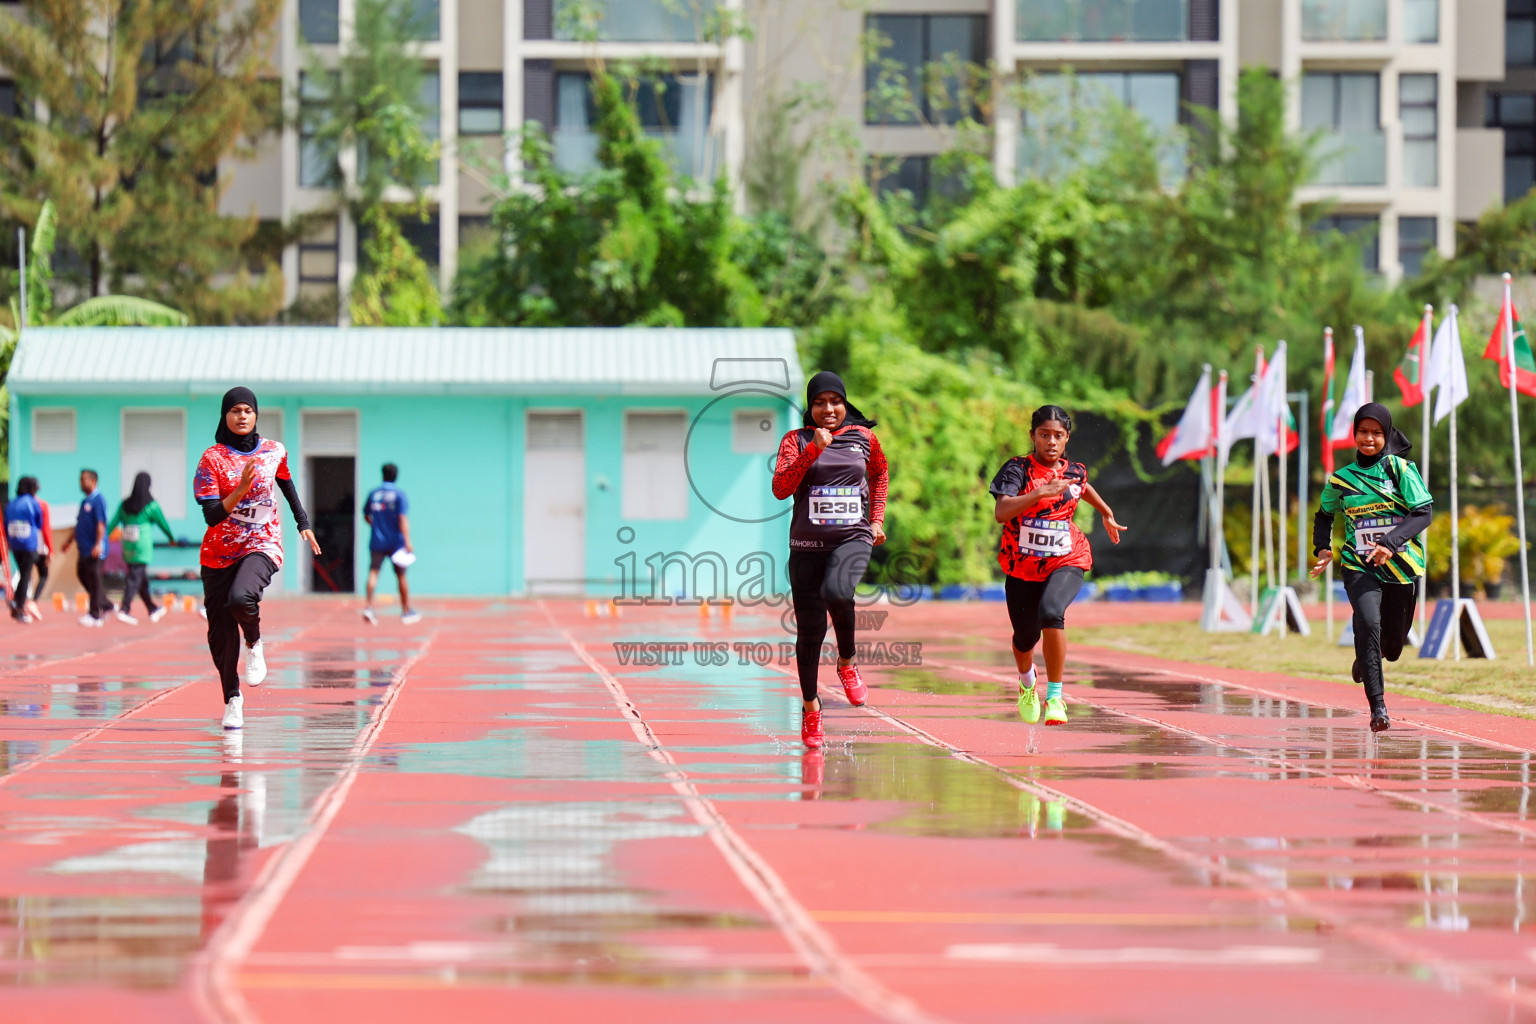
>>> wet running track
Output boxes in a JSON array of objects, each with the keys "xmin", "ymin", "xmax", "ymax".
[{"xmin": 5, "ymin": 599, "xmax": 1536, "ymax": 1023}]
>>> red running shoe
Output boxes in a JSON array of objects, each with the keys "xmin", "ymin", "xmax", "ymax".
[
  {"xmin": 837, "ymin": 663, "xmax": 868, "ymax": 706},
  {"xmin": 801, "ymin": 707, "xmax": 824, "ymax": 749}
]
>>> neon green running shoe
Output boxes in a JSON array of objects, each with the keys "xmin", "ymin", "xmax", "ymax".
[
  {"xmin": 1017, "ymin": 684, "xmax": 1041, "ymax": 724},
  {"xmin": 1043, "ymin": 696, "xmax": 1069, "ymax": 726}
]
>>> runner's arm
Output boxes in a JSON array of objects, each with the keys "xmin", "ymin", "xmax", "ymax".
[
  {"xmin": 867, "ymin": 433, "xmax": 888, "ymax": 527},
  {"xmin": 106, "ymin": 506, "xmax": 123, "ymax": 533},
  {"xmin": 399, "ymin": 513, "xmax": 412, "ymax": 551},
  {"xmin": 1080, "ymin": 483, "xmax": 1115, "ymax": 522},
  {"xmin": 275, "ymin": 476, "xmax": 313, "ymax": 533},
  {"xmin": 772, "ymin": 431, "xmax": 819, "ymax": 500},
  {"xmin": 151, "ymin": 503, "xmax": 176, "ymax": 544}
]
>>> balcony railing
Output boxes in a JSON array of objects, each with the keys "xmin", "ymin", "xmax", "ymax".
[
  {"xmin": 1310, "ymin": 128, "xmax": 1386, "ymax": 186},
  {"xmin": 553, "ymin": 128, "xmax": 720, "ymax": 181},
  {"xmin": 1301, "ymin": 0, "xmax": 1386, "ymax": 42},
  {"xmin": 1017, "ymin": 0, "xmax": 1187, "ymax": 43},
  {"xmin": 555, "ymin": 0, "xmax": 717, "ymax": 43}
]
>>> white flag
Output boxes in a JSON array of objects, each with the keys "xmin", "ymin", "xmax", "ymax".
[
  {"xmin": 1221, "ymin": 351, "xmax": 1266, "ymax": 465},
  {"xmin": 1159, "ymin": 366, "xmax": 1215, "ymax": 466},
  {"xmin": 1430, "ymin": 304, "xmax": 1468, "ymax": 425},
  {"xmin": 1329, "ymin": 326, "xmax": 1369, "ymax": 444},
  {"xmin": 1254, "ymin": 342, "xmax": 1289, "ymax": 459}
]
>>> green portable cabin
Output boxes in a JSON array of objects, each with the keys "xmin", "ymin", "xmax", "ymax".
[{"xmin": 6, "ymin": 327, "xmax": 804, "ymax": 599}]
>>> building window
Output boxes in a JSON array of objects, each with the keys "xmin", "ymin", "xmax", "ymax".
[
  {"xmin": 1398, "ymin": 217, "xmax": 1436, "ymax": 278},
  {"xmin": 31, "ymin": 408, "xmax": 77, "ymax": 454},
  {"xmin": 299, "ymin": 0, "xmax": 339, "ymax": 44},
  {"xmin": 0, "ymin": 79, "xmax": 18, "ymax": 119},
  {"xmin": 298, "ymin": 72, "xmax": 337, "ymax": 188},
  {"xmin": 121, "ymin": 410, "xmax": 187, "ymax": 518},
  {"xmin": 732, "ymin": 410, "xmax": 780, "ymax": 455},
  {"xmin": 1400, "ymin": 74, "xmax": 1437, "ymax": 188},
  {"xmin": 1314, "ymin": 214, "xmax": 1379, "ymax": 272},
  {"xmin": 1019, "ymin": 71, "xmax": 1183, "ymax": 181},
  {"xmin": 554, "ymin": 72, "xmax": 714, "ymax": 178},
  {"xmin": 1404, "ymin": 0, "xmax": 1438, "ymax": 43},
  {"xmin": 1512, "ymin": 0, "xmax": 1536, "ymax": 67},
  {"xmin": 622, "ymin": 411, "xmax": 687, "ymax": 520},
  {"xmin": 298, "ymin": 218, "xmax": 340, "ymax": 294},
  {"xmin": 553, "ymin": 0, "xmax": 711, "ymax": 42},
  {"xmin": 869, "ymin": 154, "xmax": 969, "ymax": 209},
  {"xmin": 1301, "ymin": 0, "xmax": 1386, "ymax": 42},
  {"xmin": 1018, "ymin": 0, "xmax": 1187, "ymax": 42},
  {"xmin": 459, "ymin": 72, "xmax": 504, "ymax": 135},
  {"xmin": 409, "ymin": 0, "xmax": 439, "ymax": 41},
  {"xmin": 261, "ymin": 408, "xmax": 286, "ymax": 446},
  {"xmin": 865, "ymin": 14, "xmax": 987, "ymax": 126},
  {"xmin": 1488, "ymin": 93, "xmax": 1536, "ymax": 202},
  {"xmin": 1301, "ymin": 72, "xmax": 1384, "ymax": 186}
]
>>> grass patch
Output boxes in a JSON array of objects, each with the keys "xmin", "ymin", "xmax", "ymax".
[{"xmin": 1076, "ymin": 617, "xmax": 1536, "ymax": 719}]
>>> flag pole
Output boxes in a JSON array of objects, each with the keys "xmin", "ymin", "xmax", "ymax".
[
  {"xmin": 1419, "ymin": 304, "xmax": 1433, "ymax": 642},
  {"xmin": 1216, "ymin": 370, "xmax": 1228, "ymax": 585},
  {"xmin": 1277, "ymin": 343, "xmax": 1288, "ymax": 636},
  {"xmin": 1449, "ymin": 317, "xmax": 1461, "ymax": 661},
  {"xmin": 1250, "ymin": 347, "xmax": 1263, "ymax": 616},
  {"xmin": 1324, "ymin": 327, "xmax": 1335, "ymax": 642},
  {"xmin": 1502, "ymin": 272, "xmax": 1534, "ymax": 667}
]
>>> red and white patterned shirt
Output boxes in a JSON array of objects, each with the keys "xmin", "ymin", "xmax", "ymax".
[{"xmin": 194, "ymin": 439, "xmax": 293, "ymax": 570}]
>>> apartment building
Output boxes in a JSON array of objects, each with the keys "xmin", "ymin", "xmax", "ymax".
[{"xmin": 2, "ymin": 1, "xmax": 1515, "ymax": 309}]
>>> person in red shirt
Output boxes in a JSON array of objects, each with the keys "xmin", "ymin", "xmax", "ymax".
[
  {"xmin": 27, "ymin": 482, "xmax": 52, "ymax": 621},
  {"xmin": 772, "ymin": 371, "xmax": 888, "ymax": 749},
  {"xmin": 990, "ymin": 406, "xmax": 1127, "ymax": 728},
  {"xmin": 193, "ymin": 387, "xmax": 320, "ymax": 730}
]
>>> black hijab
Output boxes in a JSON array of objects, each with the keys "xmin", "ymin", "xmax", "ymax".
[
  {"xmin": 802, "ymin": 371, "xmax": 877, "ymax": 430},
  {"xmin": 216, "ymin": 386, "xmax": 262, "ymax": 453},
  {"xmin": 1353, "ymin": 402, "xmax": 1412, "ymax": 463},
  {"xmin": 122, "ymin": 472, "xmax": 153, "ymax": 516}
]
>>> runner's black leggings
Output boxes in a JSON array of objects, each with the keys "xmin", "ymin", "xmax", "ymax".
[
  {"xmin": 202, "ymin": 553, "xmax": 276, "ymax": 702},
  {"xmin": 787, "ymin": 539, "xmax": 871, "ymax": 703},
  {"xmin": 1343, "ymin": 568, "xmax": 1417, "ymax": 707},
  {"xmin": 1005, "ymin": 568, "xmax": 1085, "ymax": 656},
  {"xmin": 121, "ymin": 563, "xmax": 154, "ymax": 617}
]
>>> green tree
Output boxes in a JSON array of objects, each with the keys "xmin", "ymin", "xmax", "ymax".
[
  {"xmin": 0, "ymin": 0, "xmax": 284, "ymax": 323},
  {"xmin": 350, "ymin": 205, "xmax": 442, "ymax": 326}
]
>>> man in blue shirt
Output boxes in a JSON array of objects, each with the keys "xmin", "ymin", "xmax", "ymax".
[
  {"xmin": 362, "ymin": 463, "xmax": 418, "ymax": 625},
  {"xmin": 5, "ymin": 476, "xmax": 45, "ymax": 623},
  {"xmin": 61, "ymin": 469, "xmax": 112, "ymax": 626}
]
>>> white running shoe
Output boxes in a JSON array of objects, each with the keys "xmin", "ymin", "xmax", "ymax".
[
  {"xmin": 245, "ymin": 641, "xmax": 267, "ymax": 686},
  {"xmin": 149, "ymin": 607, "xmax": 168, "ymax": 624},
  {"xmin": 222, "ymin": 694, "xmax": 244, "ymax": 730},
  {"xmin": 25, "ymin": 601, "xmax": 42, "ymax": 621},
  {"xmin": 401, "ymin": 611, "xmax": 422, "ymax": 626},
  {"xmin": 116, "ymin": 611, "xmax": 139, "ymax": 626},
  {"xmin": 361, "ymin": 607, "xmax": 378, "ymax": 625},
  {"xmin": 78, "ymin": 614, "xmax": 102, "ymax": 628}
]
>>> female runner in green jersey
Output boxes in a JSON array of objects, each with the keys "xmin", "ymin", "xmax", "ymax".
[{"xmin": 1309, "ymin": 402, "xmax": 1433, "ymax": 732}]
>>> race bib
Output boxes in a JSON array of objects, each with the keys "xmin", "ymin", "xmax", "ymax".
[
  {"xmin": 808, "ymin": 486, "xmax": 863, "ymax": 526},
  {"xmin": 6, "ymin": 521, "xmax": 31, "ymax": 540},
  {"xmin": 121, "ymin": 524, "xmax": 141, "ymax": 542},
  {"xmin": 1354, "ymin": 515, "xmax": 1402, "ymax": 557},
  {"xmin": 1019, "ymin": 517, "xmax": 1073, "ymax": 558},
  {"xmin": 229, "ymin": 499, "xmax": 276, "ymax": 526}
]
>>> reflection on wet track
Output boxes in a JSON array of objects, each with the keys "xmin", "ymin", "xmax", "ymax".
[{"xmin": 5, "ymin": 602, "xmax": 1536, "ymax": 1022}]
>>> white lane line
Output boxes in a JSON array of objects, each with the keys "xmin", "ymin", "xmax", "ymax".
[
  {"xmin": 193, "ymin": 632, "xmax": 438, "ymax": 1024},
  {"xmin": 542, "ymin": 603, "xmax": 949, "ymax": 1024}
]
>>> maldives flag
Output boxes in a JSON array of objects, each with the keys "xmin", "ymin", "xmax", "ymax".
[
  {"xmin": 1394, "ymin": 315, "xmax": 1429, "ymax": 406},
  {"xmin": 1321, "ymin": 329, "xmax": 1337, "ymax": 474},
  {"xmin": 1157, "ymin": 365, "xmax": 1216, "ymax": 465},
  {"xmin": 1483, "ymin": 292, "xmax": 1536, "ymax": 398}
]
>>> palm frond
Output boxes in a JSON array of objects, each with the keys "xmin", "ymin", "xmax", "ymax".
[
  {"xmin": 52, "ymin": 296, "xmax": 189, "ymax": 328},
  {"xmin": 25, "ymin": 200, "xmax": 58, "ymax": 326}
]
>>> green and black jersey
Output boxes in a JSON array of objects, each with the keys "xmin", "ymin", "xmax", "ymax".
[{"xmin": 1316, "ymin": 454, "xmax": 1432, "ymax": 583}]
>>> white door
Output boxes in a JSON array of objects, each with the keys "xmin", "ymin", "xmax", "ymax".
[{"xmin": 524, "ymin": 411, "xmax": 585, "ymax": 594}]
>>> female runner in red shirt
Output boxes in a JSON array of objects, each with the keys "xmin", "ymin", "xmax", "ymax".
[
  {"xmin": 772, "ymin": 371, "xmax": 888, "ymax": 749},
  {"xmin": 194, "ymin": 387, "xmax": 321, "ymax": 730},
  {"xmin": 990, "ymin": 406, "xmax": 1126, "ymax": 726}
]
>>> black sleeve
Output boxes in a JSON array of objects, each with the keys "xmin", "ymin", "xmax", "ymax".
[
  {"xmin": 1312, "ymin": 508, "xmax": 1335, "ymax": 556},
  {"xmin": 200, "ymin": 496, "xmax": 230, "ymax": 527},
  {"xmin": 1381, "ymin": 505, "xmax": 1433, "ymax": 554},
  {"xmin": 277, "ymin": 476, "xmax": 312, "ymax": 533},
  {"xmin": 989, "ymin": 458, "xmax": 1025, "ymax": 499}
]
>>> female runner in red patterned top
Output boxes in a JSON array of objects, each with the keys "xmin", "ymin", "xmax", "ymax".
[
  {"xmin": 989, "ymin": 405, "xmax": 1126, "ymax": 728},
  {"xmin": 193, "ymin": 387, "xmax": 320, "ymax": 730},
  {"xmin": 772, "ymin": 371, "xmax": 888, "ymax": 749}
]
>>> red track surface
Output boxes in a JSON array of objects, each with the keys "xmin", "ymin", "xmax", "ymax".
[{"xmin": 4, "ymin": 597, "xmax": 1536, "ymax": 1023}]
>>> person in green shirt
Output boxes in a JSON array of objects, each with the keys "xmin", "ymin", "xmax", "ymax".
[
  {"xmin": 108, "ymin": 472, "xmax": 178, "ymax": 625},
  {"xmin": 1310, "ymin": 402, "xmax": 1433, "ymax": 733}
]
